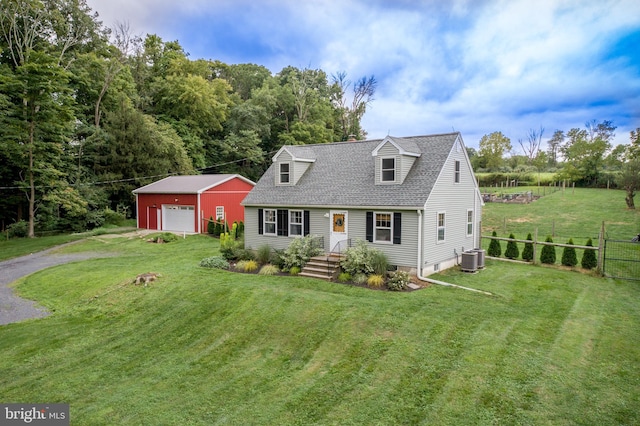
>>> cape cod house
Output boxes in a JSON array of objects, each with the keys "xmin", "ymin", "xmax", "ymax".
[
  {"xmin": 133, "ymin": 174, "xmax": 254, "ymax": 234},
  {"xmin": 241, "ymin": 132, "xmax": 483, "ymax": 276}
]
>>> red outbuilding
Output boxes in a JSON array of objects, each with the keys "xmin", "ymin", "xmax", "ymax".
[{"xmin": 132, "ymin": 174, "xmax": 255, "ymax": 233}]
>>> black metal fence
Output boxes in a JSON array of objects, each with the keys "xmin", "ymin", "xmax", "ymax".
[{"xmin": 603, "ymin": 239, "xmax": 640, "ymax": 281}]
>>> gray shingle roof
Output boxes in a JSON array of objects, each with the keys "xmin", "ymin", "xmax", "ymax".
[
  {"xmin": 243, "ymin": 133, "xmax": 460, "ymax": 208},
  {"xmin": 133, "ymin": 174, "xmax": 253, "ymax": 194}
]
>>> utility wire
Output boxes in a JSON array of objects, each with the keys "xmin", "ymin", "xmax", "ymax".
[{"xmin": 0, "ymin": 152, "xmax": 275, "ymax": 191}]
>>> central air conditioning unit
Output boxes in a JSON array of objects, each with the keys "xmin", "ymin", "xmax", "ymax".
[
  {"xmin": 460, "ymin": 250, "xmax": 478, "ymax": 272},
  {"xmin": 473, "ymin": 248, "xmax": 486, "ymax": 269}
]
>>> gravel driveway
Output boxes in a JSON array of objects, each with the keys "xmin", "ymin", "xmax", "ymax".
[{"xmin": 0, "ymin": 242, "xmax": 109, "ymax": 325}]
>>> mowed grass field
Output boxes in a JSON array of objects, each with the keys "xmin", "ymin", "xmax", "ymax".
[
  {"xmin": 1, "ymin": 234, "xmax": 639, "ymax": 425},
  {"xmin": 481, "ymin": 187, "xmax": 639, "ymax": 241}
]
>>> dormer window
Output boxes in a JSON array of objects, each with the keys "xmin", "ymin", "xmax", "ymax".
[
  {"xmin": 279, "ymin": 162, "xmax": 290, "ymax": 184},
  {"xmin": 381, "ymin": 157, "xmax": 396, "ymax": 182}
]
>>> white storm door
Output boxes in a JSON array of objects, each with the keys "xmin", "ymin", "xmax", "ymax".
[{"xmin": 329, "ymin": 210, "xmax": 348, "ymax": 253}]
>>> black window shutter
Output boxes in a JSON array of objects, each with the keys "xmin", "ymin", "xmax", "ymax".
[
  {"xmin": 393, "ymin": 212, "xmax": 402, "ymax": 245},
  {"xmin": 366, "ymin": 211, "xmax": 374, "ymax": 242},
  {"xmin": 258, "ymin": 209, "xmax": 263, "ymax": 235},
  {"xmin": 277, "ymin": 209, "xmax": 288, "ymax": 236},
  {"xmin": 303, "ymin": 210, "xmax": 310, "ymax": 236}
]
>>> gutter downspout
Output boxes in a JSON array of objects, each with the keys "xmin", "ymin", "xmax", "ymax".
[{"xmin": 416, "ymin": 209, "xmax": 493, "ymax": 296}]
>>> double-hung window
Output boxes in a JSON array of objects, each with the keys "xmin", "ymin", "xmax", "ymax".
[
  {"xmin": 381, "ymin": 157, "xmax": 396, "ymax": 182},
  {"xmin": 437, "ymin": 212, "xmax": 446, "ymax": 242},
  {"xmin": 454, "ymin": 160, "xmax": 460, "ymax": 183},
  {"xmin": 467, "ymin": 210, "xmax": 473, "ymax": 236},
  {"xmin": 375, "ymin": 212, "xmax": 392, "ymax": 243},
  {"xmin": 264, "ymin": 209, "xmax": 276, "ymax": 235},
  {"xmin": 279, "ymin": 162, "xmax": 290, "ymax": 184},
  {"xmin": 289, "ymin": 210, "xmax": 303, "ymax": 236}
]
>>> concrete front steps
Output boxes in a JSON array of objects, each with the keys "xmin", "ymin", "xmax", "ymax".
[{"xmin": 299, "ymin": 255, "xmax": 344, "ymax": 281}]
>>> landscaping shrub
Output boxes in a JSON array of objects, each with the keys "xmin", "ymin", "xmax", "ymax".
[
  {"xmin": 199, "ymin": 256, "xmax": 229, "ymax": 269},
  {"xmin": 352, "ymin": 273, "xmax": 367, "ymax": 284},
  {"xmin": 219, "ymin": 232, "xmax": 244, "ymax": 260},
  {"xmin": 367, "ymin": 274, "xmax": 385, "ymax": 288},
  {"xmin": 256, "ymin": 245, "xmax": 272, "ymax": 264},
  {"xmin": 337, "ymin": 272, "xmax": 352, "ymax": 282},
  {"xmin": 149, "ymin": 232, "xmax": 178, "ymax": 243},
  {"xmin": 289, "ymin": 266, "xmax": 301, "ymax": 276},
  {"xmin": 522, "ymin": 233, "xmax": 534, "ymax": 262},
  {"xmin": 103, "ymin": 207, "xmax": 127, "ymax": 226},
  {"xmin": 487, "ymin": 231, "xmax": 502, "ymax": 257},
  {"xmin": 387, "ymin": 270, "xmax": 410, "ymax": 291},
  {"xmin": 561, "ymin": 239, "xmax": 578, "ymax": 267},
  {"xmin": 341, "ymin": 240, "xmax": 387, "ymax": 276},
  {"xmin": 271, "ymin": 249, "xmax": 285, "ymax": 269},
  {"xmin": 207, "ymin": 216, "xmax": 215, "ymax": 234},
  {"xmin": 234, "ymin": 249, "xmax": 255, "ymax": 261},
  {"xmin": 280, "ymin": 235, "xmax": 324, "ymax": 271},
  {"xmin": 540, "ymin": 236, "xmax": 556, "ymax": 264},
  {"xmin": 7, "ymin": 220, "xmax": 28, "ymax": 238},
  {"xmin": 258, "ymin": 264, "xmax": 279, "ymax": 275},
  {"xmin": 581, "ymin": 238, "xmax": 597, "ymax": 270},
  {"xmin": 504, "ymin": 233, "xmax": 519, "ymax": 259}
]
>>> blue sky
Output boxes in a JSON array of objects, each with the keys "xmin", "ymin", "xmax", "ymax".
[{"xmin": 86, "ymin": 0, "xmax": 640, "ymax": 151}]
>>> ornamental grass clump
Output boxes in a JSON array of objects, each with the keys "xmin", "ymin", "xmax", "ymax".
[
  {"xmin": 258, "ymin": 264, "xmax": 279, "ymax": 275},
  {"xmin": 540, "ymin": 236, "xmax": 556, "ymax": 264},
  {"xmin": 504, "ymin": 233, "xmax": 519, "ymax": 259},
  {"xmin": 256, "ymin": 245, "xmax": 272, "ymax": 265},
  {"xmin": 236, "ymin": 260, "xmax": 258, "ymax": 272},
  {"xmin": 488, "ymin": 231, "xmax": 502, "ymax": 257},
  {"xmin": 581, "ymin": 238, "xmax": 598, "ymax": 270},
  {"xmin": 367, "ymin": 274, "xmax": 385, "ymax": 288},
  {"xmin": 289, "ymin": 266, "xmax": 301, "ymax": 276},
  {"xmin": 561, "ymin": 238, "xmax": 578, "ymax": 267}
]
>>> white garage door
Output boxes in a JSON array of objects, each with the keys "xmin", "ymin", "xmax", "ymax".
[{"xmin": 162, "ymin": 205, "xmax": 195, "ymax": 233}]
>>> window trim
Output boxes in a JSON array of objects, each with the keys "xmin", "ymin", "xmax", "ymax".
[
  {"xmin": 278, "ymin": 162, "xmax": 291, "ymax": 185},
  {"xmin": 466, "ymin": 209, "xmax": 473, "ymax": 237},
  {"xmin": 454, "ymin": 160, "xmax": 460, "ymax": 184},
  {"xmin": 437, "ymin": 211, "xmax": 446, "ymax": 243},
  {"xmin": 373, "ymin": 211, "xmax": 393, "ymax": 244},
  {"xmin": 289, "ymin": 209, "xmax": 303, "ymax": 237},
  {"xmin": 215, "ymin": 206, "xmax": 224, "ymax": 221},
  {"xmin": 263, "ymin": 208, "xmax": 277, "ymax": 236},
  {"xmin": 380, "ymin": 157, "xmax": 396, "ymax": 183}
]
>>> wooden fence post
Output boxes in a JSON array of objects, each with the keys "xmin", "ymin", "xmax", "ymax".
[
  {"xmin": 597, "ymin": 221, "xmax": 605, "ymax": 275},
  {"xmin": 533, "ymin": 228, "xmax": 538, "ymax": 265}
]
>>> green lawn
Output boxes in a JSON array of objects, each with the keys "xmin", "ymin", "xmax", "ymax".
[
  {"xmin": 0, "ymin": 224, "xmax": 137, "ymax": 261},
  {"xmin": 481, "ymin": 188, "xmax": 639, "ymax": 241},
  {"xmin": 1, "ymin": 235, "xmax": 639, "ymax": 425}
]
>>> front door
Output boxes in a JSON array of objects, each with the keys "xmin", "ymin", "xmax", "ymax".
[{"xmin": 329, "ymin": 210, "xmax": 348, "ymax": 253}]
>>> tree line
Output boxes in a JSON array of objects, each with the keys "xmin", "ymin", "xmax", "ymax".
[
  {"xmin": 469, "ymin": 121, "xmax": 640, "ymax": 209},
  {"xmin": 0, "ymin": 0, "xmax": 377, "ymax": 237}
]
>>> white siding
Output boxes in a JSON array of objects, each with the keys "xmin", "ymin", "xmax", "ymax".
[
  {"xmin": 422, "ymin": 136, "xmax": 481, "ymax": 275},
  {"xmin": 245, "ymin": 206, "xmax": 419, "ymax": 268},
  {"xmin": 374, "ymin": 142, "xmax": 416, "ymax": 184}
]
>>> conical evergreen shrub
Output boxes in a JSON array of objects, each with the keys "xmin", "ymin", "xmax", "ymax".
[
  {"xmin": 522, "ymin": 233, "xmax": 534, "ymax": 262},
  {"xmin": 505, "ymin": 233, "xmax": 519, "ymax": 259},
  {"xmin": 581, "ymin": 238, "xmax": 598, "ymax": 270},
  {"xmin": 561, "ymin": 238, "xmax": 578, "ymax": 267},
  {"xmin": 488, "ymin": 231, "xmax": 501, "ymax": 257},
  {"xmin": 540, "ymin": 235, "xmax": 556, "ymax": 264},
  {"xmin": 207, "ymin": 216, "xmax": 215, "ymax": 234}
]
